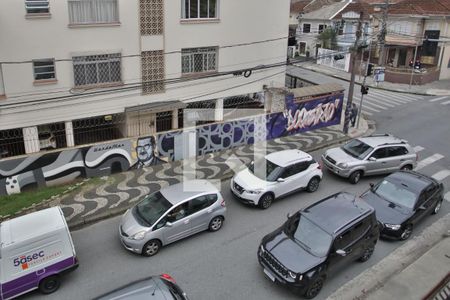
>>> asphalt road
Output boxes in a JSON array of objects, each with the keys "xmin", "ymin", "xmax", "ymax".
[{"xmin": 24, "ymin": 71, "xmax": 450, "ymax": 300}]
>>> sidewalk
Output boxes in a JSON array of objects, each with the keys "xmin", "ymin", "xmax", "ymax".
[
  {"xmin": 298, "ymin": 62, "xmax": 450, "ymax": 96},
  {"xmin": 328, "ymin": 213, "xmax": 450, "ymax": 300},
  {"xmin": 25, "ymin": 117, "xmax": 367, "ymax": 229}
]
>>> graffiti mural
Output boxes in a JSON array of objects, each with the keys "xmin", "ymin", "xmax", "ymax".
[
  {"xmin": 0, "ymin": 90, "xmax": 343, "ymax": 196},
  {"xmin": 0, "ymin": 138, "xmax": 159, "ymax": 196}
]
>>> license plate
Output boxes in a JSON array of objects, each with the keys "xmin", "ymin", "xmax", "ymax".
[{"xmin": 263, "ymin": 268, "xmax": 275, "ymax": 282}]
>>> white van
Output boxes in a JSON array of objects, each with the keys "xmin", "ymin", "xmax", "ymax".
[{"xmin": 0, "ymin": 207, "xmax": 78, "ymax": 300}]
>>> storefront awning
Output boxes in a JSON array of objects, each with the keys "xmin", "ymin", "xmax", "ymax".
[{"xmin": 125, "ymin": 100, "xmax": 187, "ymax": 114}]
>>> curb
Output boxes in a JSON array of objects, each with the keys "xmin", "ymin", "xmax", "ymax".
[
  {"xmin": 327, "ymin": 212, "xmax": 450, "ymax": 300},
  {"xmin": 298, "ymin": 65, "xmax": 434, "ymax": 97}
]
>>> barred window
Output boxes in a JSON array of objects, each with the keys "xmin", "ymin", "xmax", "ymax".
[
  {"xmin": 33, "ymin": 59, "xmax": 56, "ymax": 81},
  {"xmin": 181, "ymin": 47, "xmax": 217, "ymax": 74},
  {"xmin": 25, "ymin": 0, "xmax": 49, "ymax": 14},
  {"xmin": 73, "ymin": 53, "xmax": 121, "ymax": 87},
  {"xmin": 68, "ymin": 0, "xmax": 118, "ymax": 24},
  {"xmin": 302, "ymin": 24, "xmax": 311, "ymax": 33},
  {"xmin": 182, "ymin": 0, "xmax": 218, "ymax": 19},
  {"xmin": 141, "ymin": 50, "xmax": 165, "ymax": 94}
]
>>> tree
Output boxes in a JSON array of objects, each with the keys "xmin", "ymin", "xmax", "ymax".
[{"xmin": 316, "ymin": 27, "xmax": 338, "ymax": 50}]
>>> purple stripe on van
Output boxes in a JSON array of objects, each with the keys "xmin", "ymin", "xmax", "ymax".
[{"xmin": 1, "ymin": 257, "xmax": 76, "ymax": 300}]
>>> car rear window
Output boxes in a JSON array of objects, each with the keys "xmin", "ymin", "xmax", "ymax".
[{"xmin": 160, "ymin": 280, "xmax": 186, "ymax": 300}]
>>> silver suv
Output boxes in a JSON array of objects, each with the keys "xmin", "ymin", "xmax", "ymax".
[{"xmin": 321, "ymin": 134, "xmax": 417, "ymax": 184}]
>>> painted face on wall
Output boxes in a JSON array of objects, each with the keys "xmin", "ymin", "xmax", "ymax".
[{"xmin": 136, "ymin": 137, "xmax": 154, "ymax": 163}]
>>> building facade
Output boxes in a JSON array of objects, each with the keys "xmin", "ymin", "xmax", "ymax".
[{"xmin": 0, "ymin": 0, "xmax": 289, "ymax": 158}]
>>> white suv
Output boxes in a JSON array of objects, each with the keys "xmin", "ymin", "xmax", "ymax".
[{"xmin": 230, "ymin": 149, "xmax": 323, "ymax": 209}]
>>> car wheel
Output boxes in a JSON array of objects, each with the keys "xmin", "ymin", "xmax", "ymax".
[
  {"xmin": 401, "ymin": 164, "xmax": 413, "ymax": 171},
  {"xmin": 306, "ymin": 177, "xmax": 321, "ymax": 193},
  {"xmin": 142, "ymin": 239, "xmax": 161, "ymax": 257},
  {"xmin": 400, "ymin": 225, "xmax": 413, "ymax": 240},
  {"xmin": 304, "ymin": 276, "xmax": 325, "ymax": 299},
  {"xmin": 358, "ymin": 244, "xmax": 375, "ymax": 262},
  {"xmin": 39, "ymin": 275, "xmax": 60, "ymax": 294},
  {"xmin": 209, "ymin": 216, "xmax": 224, "ymax": 232},
  {"xmin": 432, "ymin": 200, "xmax": 443, "ymax": 215},
  {"xmin": 349, "ymin": 171, "xmax": 363, "ymax": 184},
  {"xmin": 259, "ymin": 193, "xmax": 274, "ymax": 209}
]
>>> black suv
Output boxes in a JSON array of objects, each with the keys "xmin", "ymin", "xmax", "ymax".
[
  {"xmin": 257, "ymin": 192, "xmax": 379, "ymax": 299},
  {"xmin": 361, "ymin": 170, "xmax": 444, "ymax": 240}
]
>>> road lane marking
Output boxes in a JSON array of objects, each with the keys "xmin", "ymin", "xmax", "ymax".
[
  {"xmin": 441, "ymin": 100, "xmax": 450, "ymax": 105},
  {"xmin": 374, "ymin": 90, "xmax": 415, "ymax": 102},
  {"xmin": 361, "ymin": 110, "xmax": 373, "ymax": 116},
  {"xmin": 363, "ymin": 96, "xmax": 396, "ymax": 107},
  {"xmin": 432, "ymin": 170, "xmax": 450, "ymax": 181},
  {"xmin": 430, "ymin": 96, "xmax": 449, "ymax": 102},
  {"xmin": 413, "ymin": 146, "xmax": 425, "ymax": 152},
  {"xmin": 415, "ymin": 153, "xmax": 445, "ymax": 170},
  {"xmin": 360, "ymin": 100, "xmax": 390, "ymax": 110},
  {"xmin": 444, "ymin": 192, "xmax": 450, "ymax": 203},
  {"xmin": 361, "ymin": 104, "xmax": 381, "ymax": 112}
]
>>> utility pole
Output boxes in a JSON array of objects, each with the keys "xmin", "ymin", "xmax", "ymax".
[
  {"xmin": 378, "ymin": 0, "xmax": 389, "ymax": 66},
  {"xmin": 357, "ymin": 40, "xmax": 373, "ymax": 128},
  {"xmin": 343, "ymin": 12, "xmax": 364, "ymax": 134}
]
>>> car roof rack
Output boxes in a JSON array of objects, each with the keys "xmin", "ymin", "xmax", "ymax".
[{"xmin": 368, "ymin": 133, "xmax": 392, "ymax": 137}]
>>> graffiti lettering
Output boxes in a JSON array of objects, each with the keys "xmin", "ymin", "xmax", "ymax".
[
  {"xmin": 93, "ymin": 143, "xmax": 125, "ymax": 152},
  {"xmin": 285, "ymin": 99, "xmax": 340, "ymax": 131}
]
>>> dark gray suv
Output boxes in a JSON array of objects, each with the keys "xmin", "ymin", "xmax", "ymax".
[
  {"xmin": 322, "ymin": 134, "xmax": 417, "ymax": 184},
  {"xmin": 258, "ymin": 192, "xmax": 379, "ymax": 298}
]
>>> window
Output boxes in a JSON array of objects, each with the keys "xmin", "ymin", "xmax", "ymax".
[
  {"xmin": 181, "ymin": 47, "xmax": 217, "ymax": 74},
  {"xmin": 182, "ymin": 0, "xmax": 218, "ymax": 19},
  {"xmin": 370, "ymin": 148, "xmax": 388, "ymax": 159},
  {"xmin": 318, "ymin": 24, "xmax": 327, "ymax": 34},
  {"xmin": 68, "ymin": 0, "xmax": 118, "ymax": 24},
  {"xmin": 351, "ymin": 219, "xmax": 371, "ymax": 241},
  {"xmin": 334, "ymin": 229, "xmax": 352, "ymax": 250},
  {"xmin": 73, "ymin": 53, "xmax": 121, "ymax": 87},
  {"xmin": 302, "ymin": 23, "xmax": 311, "ymax": 33},
  {"xmin": 33, "ymin": 59, "xmax": 56, "ymax": 81},
  {"xmin": 387, "ymin": 146, "xmax": 408, "ymax": 157},
  {"xmin": 25, "ymin": 0, "xmax": 49, "ymax": 14},
  {"xmin": 189, "ymin": 194, "xmax": 217, "ymax": 214},
  {"xmin": 166, "ymin": 202, "xmax": 190, "ymax": 222}
]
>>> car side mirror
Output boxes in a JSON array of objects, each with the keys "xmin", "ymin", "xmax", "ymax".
[
  {"xmin": 277, "ymin": 178, "xmax": 285, "ymax": 183},
  {"xmin": 418, "ymin": 205, "xmax": 426, "ymax": 211},
  {"xmin": 369, "ymin": 157, "xmax": 376, "ymax": 162},
  {"xmin": 165, "ymin": 221, "xmax": 173, "ymax": 227},
  {"xmin": 336, "ymin": 249, "xmax": 347, "ymax": 256}
]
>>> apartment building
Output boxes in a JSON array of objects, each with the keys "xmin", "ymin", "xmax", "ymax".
[{"xmin": 0, "ymin": 0, "xmax": 289, "ymax": 158}]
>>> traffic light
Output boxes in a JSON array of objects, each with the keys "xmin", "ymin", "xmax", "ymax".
[
  {"xmin": 361, "ymin": 85, "xmax": 369, "ymax": 95},
  {"xmin": 367, "ymin": 63, "xmax": 374, "ymax": 76}
]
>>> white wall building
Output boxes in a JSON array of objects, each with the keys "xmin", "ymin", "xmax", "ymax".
[{"xmin": 0, "ymin": 0, "xmax": 289, "ymax": 156}]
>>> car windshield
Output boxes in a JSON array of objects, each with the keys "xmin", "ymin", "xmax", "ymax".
[
  {"xmin": 373, "ymin": 179, "xmax": 417, "ymax": 209},
  {"xmin": 341, "ymin": 139, "xmax": 373, "ymax": 159},
  {"xmin": 135, "ymin": 191, "xmax": 172, "ymax": 226},
  {"xmin": 248, "ymin": 158, "xmax": 282, "ymax": 182},
  {"xmin": 285, "ymin": 214, "xmax": 332, "ymax": 257}
]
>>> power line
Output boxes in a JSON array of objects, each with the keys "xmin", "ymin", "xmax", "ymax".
[
  {"xmin": 0, "ymin": 50, "xmax": 351, "ymax": 109},
  {"xmin": 0, "ymin": 36, "xmax": 289, "ymax": 65}
]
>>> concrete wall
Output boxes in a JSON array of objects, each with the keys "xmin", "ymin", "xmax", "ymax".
[{"xmin": 0, "ymin": 90, "xmax": 344, "ymax": 196}]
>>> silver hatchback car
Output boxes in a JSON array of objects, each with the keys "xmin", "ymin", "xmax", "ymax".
[
  {"xmin": 322, "ymin": 134, "xmax": 417, "ymax": 184},
  {"xmin": 119, "ymin": 180, "xmax": 226, "ymax": 256}
]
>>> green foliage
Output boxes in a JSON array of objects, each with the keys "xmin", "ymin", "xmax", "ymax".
[{"xmin": 316, "ymin": 28, "xmax": 338, "ymax": 50}]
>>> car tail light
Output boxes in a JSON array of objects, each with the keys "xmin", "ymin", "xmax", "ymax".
[
  {"xmin": 160, "ymin": 274, "xmax": 176, "ymax": 283},
  {"xmin": 221, "ymin": 199, "xmax": 226, "ymax": 207}
]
